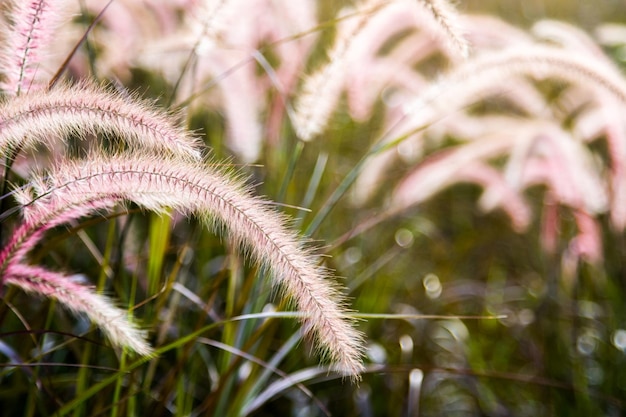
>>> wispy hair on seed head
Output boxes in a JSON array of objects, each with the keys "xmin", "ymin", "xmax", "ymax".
[
  {"xmin": 0, "ymin": 82, "xmax": 204, "ymax": 160},
  {"xmin": 3, "ymin": 151, "xmax": 365, "ymax": 378},
  {"xmin": 292, "ymin": 0, "xmax": 470, "ymax": 142},
  {"xmin": 0, "ymin": 0, "xmax": 75, "ymax": 96}
]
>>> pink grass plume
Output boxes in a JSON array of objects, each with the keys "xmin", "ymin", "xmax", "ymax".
[
  {"xmin": 6, "ymin": 152, "xmax": 365, "ymax": 379},
  {"xmin": 0, "ymin": 0, "xmax": 74, "ymax": 95}
]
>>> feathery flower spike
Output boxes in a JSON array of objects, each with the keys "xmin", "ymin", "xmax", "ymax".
[
  {"xmin": 401, "ymin": 45, "xmax": 626, "ymax": 128},
  {"xmin": 4, "ymin": 264, "xmax": 153, "ymax": 356},
  {"xmin": 417, "ymin": 0, "xmax": 470, "ymax": 58},
  {"xmin": 0, "ymin": 0, "xmax": 73, "ymax": 95},
  {"xmin": 9, "ymin": 153, "xmax": 365, "ymax": 378},
  {"xmin": 292, "ymin": 0, "xmax": 469, "ymax": 142},
  {"xmin": 0, "ymin": 83, "xmax": 203, "ymax": 159},
  {"xmin": 292, "ymin": 0, "xmax": 391, "ymax": 142}
]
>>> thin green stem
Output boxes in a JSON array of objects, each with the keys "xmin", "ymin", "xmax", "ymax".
[
  {"xmin": 304, "ymin": 113, "xmax": 434, "ymax": 237},
  {"xmin": 276, "ymin": 140, "xmax": 304, "ymax": 203},
  {"xmin": 295, "ymin": 151, "xmax": 328, "ymax": 228}
]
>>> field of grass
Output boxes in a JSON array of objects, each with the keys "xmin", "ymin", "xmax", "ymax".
[{"xmin": 1, "ymin": 1, "xmax": 626, "ymax": 416}]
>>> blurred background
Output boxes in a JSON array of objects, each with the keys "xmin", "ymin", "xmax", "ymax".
[
  {"xmin": 463, "ymin": 0, "xmax": 626, "ymax": 28},
  {"xmin": 300, "ymin": 1, "xmax": 626, "ymax": 416}
]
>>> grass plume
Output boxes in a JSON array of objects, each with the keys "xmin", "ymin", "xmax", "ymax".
[
  {"xmin": 4, "ymin": 264, "xmax": 153, "ymax": 356},
  {"xmin": 0, "ymin": 82, "xmax": 203, "ymax": 159},
  {"xmin": 292, "ymin": 0, "xmax": 469, "ymax": 141},
  {"xmin": 7, "ymin": 152, "xmax": 365, "ymax": 377},
  {"xmin": 0, "ymin": 0, "xmax": 73, "ymax": 96}
]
